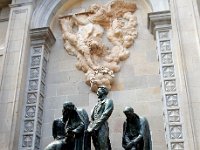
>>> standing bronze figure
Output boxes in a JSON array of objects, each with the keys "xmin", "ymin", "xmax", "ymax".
[
  {"xmin": 122, "ymin": 107, "xmax": 152, "ymax": 150},
  {"xmin": 45, "ymin": 101, "xmax": 89, "ymax": 150},
  {"xmin": 87, "ymin": 87, "xmax": 114, "ymax": 150}
]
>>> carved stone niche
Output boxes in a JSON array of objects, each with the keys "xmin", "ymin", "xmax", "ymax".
[{"xmin": 60, "ymin": 0, "xmax": 138, "ymax": 92}]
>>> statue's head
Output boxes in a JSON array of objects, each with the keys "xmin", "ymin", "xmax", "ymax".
[
  {"xmin": 123, "ymin": 106, "xmax": 134, "ymax": 118},
  {"xmin": 97, "ymin": 86, "xmax": 109, "ymax": 99},
  {"xmin": 62, "ymin": 101, "xmax": 76, "ymax": 120}
]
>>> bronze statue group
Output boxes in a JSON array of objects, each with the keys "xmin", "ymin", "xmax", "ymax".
[{"xmin": 45, "ymin": 87, "xmax": 152, "ymax": 150}]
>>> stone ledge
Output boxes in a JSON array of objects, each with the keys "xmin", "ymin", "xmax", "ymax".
[
  {"xmin": 30, "ymin": 27, "xmax": 56, "ymax": 49},
  {"xmin": 0, "ymin": 49, "xmax": 4, "ymax": 56},
  {"xmin": 9, "ymin": 1, "xmax": 33, "ymax": 8},
  {"xmin": 148, "ymin": 10, "xmax": 171, "ymax": 38}
]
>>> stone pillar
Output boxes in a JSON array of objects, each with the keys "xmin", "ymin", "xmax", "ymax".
[
  {"xmin": 170, "ymin": 0, "xmax": 200, "ymax": 149},
  {"xmin": 0, "ymin": 7, "xmax": 9, "ymax": 85},
  {"xmin": 19, "ymin": 27, "xmax": 55, "ymax": 150},
  {"xmin": 148, "ymin": 11, "xmax": 186, "ymax": 150},
  {"xmin": 0, "ymin": 2, "xmax": 33, "ymax": 150}
]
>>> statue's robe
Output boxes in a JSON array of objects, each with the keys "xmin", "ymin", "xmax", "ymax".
[
  {"xmin": 122, "ymin": 115, "xmax": 152, "ymax": 150},
  {"xmin": 45, "ymin": 108, "xmax": 89, "ymax": 150}
]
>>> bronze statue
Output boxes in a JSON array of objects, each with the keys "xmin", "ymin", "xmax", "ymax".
[
  {"xmin": 87, "ymin": 86, "xmax": 114, "ymax": 150},
  {"xmin": 44, "ymin": 101, "xmax": 89, "ymax": 150},
  {"xmin": 122, "ymin": 107, "xmax": 152, "ymax": 150}
]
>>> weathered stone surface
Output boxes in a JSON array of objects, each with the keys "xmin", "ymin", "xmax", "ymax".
[
  {"xmin": 41, "ymin": 0, "xmax": 167, "ymax": 149},
  {"xmin": 60, "ymin": 0, "xmax": 138, "ymax": 92}
]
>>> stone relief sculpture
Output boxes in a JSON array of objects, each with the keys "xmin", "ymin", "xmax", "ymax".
[
  {"xmin": 60, "ymin": 0, "xmax": 137, "ymax": 92},
  {"xmin": 44, "ymin": 101, "xmax": 90, "ymax": 150},
  {"xmin": 86, "ymin": 86, "xmax": 114, "ymax": 150},
  {"xmin": 122, "ymin": 107, "xmax": 152, "ymax": 150}
]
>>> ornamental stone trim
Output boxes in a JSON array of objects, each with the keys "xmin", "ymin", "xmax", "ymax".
[
  {"xmin": 148, "ymin": 11, "xmax": 184, "ymax": 150},
  {"xmin": 21, "ymin": 27, "xmax": 55, "ymax": 150}
]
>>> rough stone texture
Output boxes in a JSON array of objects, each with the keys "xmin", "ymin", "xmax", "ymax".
[
  {"xmin": 59, "ymin": 0, "xmax": 137, "ymax": 92},
  {"xmin": 40, "ymin": 0, "xmax": 166, "ymax": 149}
]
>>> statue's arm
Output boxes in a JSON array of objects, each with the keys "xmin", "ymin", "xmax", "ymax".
[
  {"xmin": 78, "ymin": 108, "xmax": 89, "ymax": 128},
  {"xmin": 72, "ymin": 121, "xmax": 85, "ymax": 134},
  {"xmin": 52, "ymin": 120, "xmax": 57, "ymax": 139},
  {"xmin": 100, "ymin": 99, "xmax": 114, "ymax": 121},
  {"xmin": 133, "ymin": 134, "xmax": 143, "ymax": 144},
  {"xmin": 140, "ymin": 117, "xmax": 152, "ymax": 150},
  {"xmin": 128, "ymin": 117, "xmax": 152, "ymax": 149},
  {"xmin": 124, "ymin": 135, "xmax": 142, "ymax": 149},
  {"xmin": 90, "ymin": 107, "xmax": 95, "ymax": 121},
  {"xmin": 93, "ymin": 99, "xmax": 114, "ymax": 130},
  {"xmin": 131, "ymin": 117, "xmax": 145, "ymax": 144},
  {"xmin": 122, "ymin": 121, "xmax": 131, "ymax": 149}
]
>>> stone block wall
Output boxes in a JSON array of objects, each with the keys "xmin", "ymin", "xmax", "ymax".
[{"xmin": 40, "ymin": 0, "xmax": 166, "ymax": 149}]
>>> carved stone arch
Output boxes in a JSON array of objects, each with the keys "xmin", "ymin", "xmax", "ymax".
[
  {"xmin": 31, "ymin": 0, "xmax": 169, "ymax": 29},
  {"xmin": 30, "ymin": 0, "xmax": 170, "ymax": 93},
  {"xmin": 145, "ymin": 0, "xmax": 169, "ymax": 11},
  {"xmin": 23, "ymin": 0, "xmax": 171, "ymax": 150},
  {"xmin": 31, "ymin": 0, "xmax": 66, "ymax": 28}
]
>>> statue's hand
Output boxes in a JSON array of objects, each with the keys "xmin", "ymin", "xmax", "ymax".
[
  {"xmin": 87, "ymin": 126, "xmax": 93, "ymax": 133},
  {"xmin": 66, "ymin": 129, "xmax": 75, "ymax": 137},
  {"xmin": 72, "ymin": 129, "xmax": 78, "ymax": 134},
  {"xmin": 126, "ymin": 141, "xmax": 136, "ymax": 149},
  {"xmin": 68, "ymin": 130, "xmax": 73, "ymax": 134},
  {"xmin": 87, "ymin": 122, "xmax": 95, "ymax": 133}
]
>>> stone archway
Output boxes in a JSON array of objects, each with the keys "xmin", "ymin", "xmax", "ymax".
[
  {"xmin": 20, "ymin": 0, "xmax": 176, "ymax": 150},
  {"xmin": 31, "ymin": 0, "xmax": 170, "ymax": 28}
]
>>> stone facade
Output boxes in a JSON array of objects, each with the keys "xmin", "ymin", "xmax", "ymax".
[{"xmin": 0, "ymin": 0, "xmax": 200, "ymax": 150}]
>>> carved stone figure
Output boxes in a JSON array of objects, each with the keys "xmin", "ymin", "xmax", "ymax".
[
  {"xmin": 87, "ymin": 86, "xmax": 114, "ymax": 150},
  {"xmin": 59, "ymin": 0, "xmax": 137, "ymax": 92},
  {"xmin": 44, "ymin": 101, "xmax": 89, "ymax": 150},
  {"xmin": 122, "ymin": 107, "xmax": 152, "ymax": 150}
]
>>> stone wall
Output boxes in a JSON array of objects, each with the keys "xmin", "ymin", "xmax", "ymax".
[
  {"xmin": 40, "ymin": 0, "xmax": 166, "ymax": 149},
  {"xmin": 1, "ymin": 0, "xmax": 199, "ymax": 149}
]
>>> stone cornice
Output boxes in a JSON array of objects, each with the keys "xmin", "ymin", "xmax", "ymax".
[
  {"xmin": 9, "ymin": 2, "xmax": 33, "ymax": 8},
  {"xmin": 30, "ymin": 27, "xmax": 56, "ymax": 50},
  {"xmin": 0, "ymin": 17, "xmax": 9, "ymax": 22},
  {"xmin": 148, "ymin": 10, "xmax": 171, "ymax": 37}
]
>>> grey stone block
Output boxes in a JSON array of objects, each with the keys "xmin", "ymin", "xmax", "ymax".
[
  {"xmin": 56, "ymin": 83, "xmax": 79, "ymax": 95},
  {"xmin": 68, "ymin": 94, "xmax": 89, "ymax": 107},
  {"xmin": 123, "ymin": 76, "xmax": 148, "ymax": 89},
  {"xmin": 146, "ymin": 75, "xmax": 160, "ymax": 87},
  {"xmin": 45, "ymin": 84, "xmax": 57, "ymax": 98},
  {"xmin": 42, "ymin": 123, "xmax": 52, "ymax": 138},
  {"xmin": 45, "ymin": 96, "xmax": 67, "ymax": 110},
  {"xmin": 77, "ymin": 81, "xmax": 90, "ymax": 94}
]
